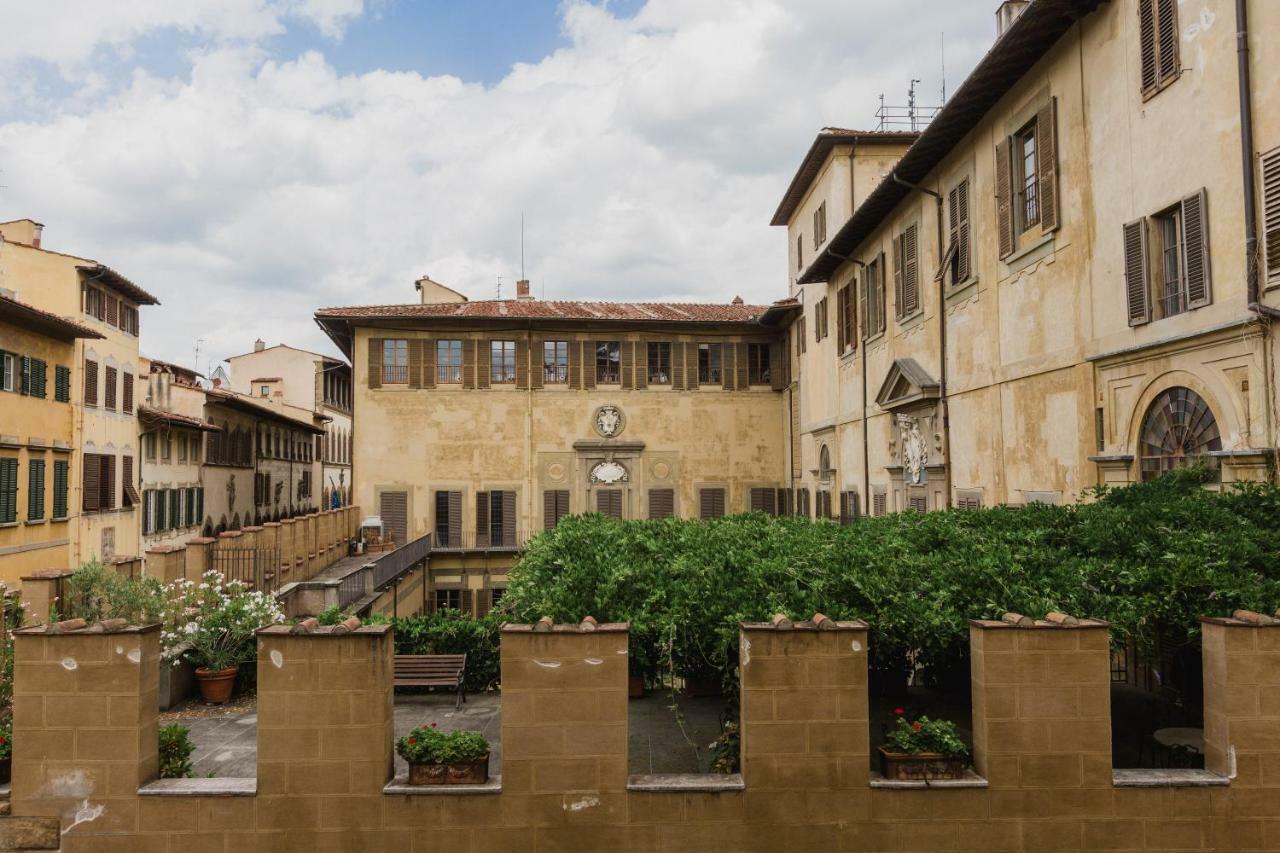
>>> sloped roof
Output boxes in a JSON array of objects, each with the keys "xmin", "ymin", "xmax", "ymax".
[
  {"xmin": 138, "ymin": 405, "xmax": 222, "ymax": 432},
  {"xmin": 76, "ymin": 264, "xmax": 160, "ymax": 306},
  {"xmin": 315, "ymin": 299, "xmax": 771, "ymax": 323},
  {"xmin": 0, "ymin": 294, "xmax": 104, "ymax": 341},
  {"xmin": 204, "ymin": 388, "xmax": 325, "ymax": 433},
  {"xmin": 770, "ymin": 129, "xmax": 920, "ymax": 227}
]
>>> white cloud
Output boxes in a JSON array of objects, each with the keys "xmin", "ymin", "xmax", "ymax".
[{"xmin": 0, "ymin": 0, "xmax": 991, "ymax": 367}]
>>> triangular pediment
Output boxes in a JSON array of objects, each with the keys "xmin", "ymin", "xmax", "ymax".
[{"xmin": 875, "ymin": 358, "xmax": 941, "ymax": 412}]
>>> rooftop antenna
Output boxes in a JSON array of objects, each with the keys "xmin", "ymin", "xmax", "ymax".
[
  {"xmin": 194, "ymin": 338, "xmax": 204, "ymax": 374},
  {"xmin": 909, "ymin": 79, "xmax": 921, "ymax": 131},
  {"xmin": 941, "ymin": 33, "xmax": 947, "ymax": 102},
  {"xmin": 496, "ymin": 273, "xmax": 503, "ymax": 300},
  {"xmin": 520, "ymin": 211, "xmax": 525, "ymax": 281}
]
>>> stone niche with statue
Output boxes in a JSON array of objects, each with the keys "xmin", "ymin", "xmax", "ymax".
[{"xmin": 876, "ymin": 358, "xmax": 947, "ymax": 513}]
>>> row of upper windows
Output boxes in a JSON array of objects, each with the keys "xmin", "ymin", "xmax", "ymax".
[
  {"xmin": 1, "ymin": 351, "xmax": 71, "ymax": 402},
  {"xmin": 0, "ymin": 455, "xmax": 70, "ymax": 524},
  {"xmin": 81, "ymin": 284, "xmax": 139, "ymax": 337},
  {"xmin": 378, "ymin": 339, "xmax": 775, "ymax": 388},
  {"xmin": 84, "ymin": 359, "xmax": 134, "ymax": 412}
]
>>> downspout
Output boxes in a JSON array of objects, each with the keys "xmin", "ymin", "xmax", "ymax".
[
  {"xmin": 892, "ymin": 171, "xmax": 953, "ymax": 509},
  {"xmin": 823, "ymin": 247, "xmax": 871, "ymax": 512}
]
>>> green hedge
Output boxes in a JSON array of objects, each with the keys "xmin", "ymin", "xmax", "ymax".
[
  {"xmin": 388, "ymin": 610, "xmax": 502, "ymax": 692},
  {"xmin": 500, "ymin": 472, "xmax": 1280, "ymax": 689}
]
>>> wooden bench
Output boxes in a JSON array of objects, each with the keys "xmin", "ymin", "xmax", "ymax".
[{"xmin": 393, "ymin": 654, "xmax": 467, "ymax": 708}]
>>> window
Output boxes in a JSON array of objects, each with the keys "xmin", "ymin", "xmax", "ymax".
[
  {"xmin": 82, "ymin": 285, "xmax": 103, "ymax": 319},
  {"xmin": 84, "ymin": 359, "xmax": 98, "ymax": 406},
  {"xmin": 1124, "ymin": 189, "xmax": 1211, "ymax": 327},
  {"xmin": 18, "ymin": 358, "xmax": 47, "ymax": 398},
  {"xmin": 259, "ymin": 385, "xmax": 269, "ymax": 397},
  {"xmin": 746, "ymin": 343, "xmax": 770, "ymax": 386},
  {"xmin": 434, "ymin": 491, "xmax": 461, "ymax": 547},
  {"xmin": 796, "ymin": 234, "xmax": 804, "ymax": 272},
  {"xmin": 796, "ymin": 487, "xmax": 811, "ymax": 518},
  {"xmin": 698, "ymin": 343, "xmax": 722, "ymax": 385},
  {"xmin": 52, "ymin": 460, "xmax": 68, "ymax": 520},
  {"xmin": 382, "ymin": 339, "xmax": 409, "ymax": 384},
  {"xmin": 839, "ymin": 490, "xmax": 860, "ymax": 525},
  {"xmin": 543, "ymin": 490, "xmax": 570, "ymax": 528},
  {"xmin": 814, "ymin": 298, "xmax": 828, "ymax": 342},
  {"xmin": 0, "ymin": 352, "xmax": 13, "ymax": 392},
  {"xmin": 648, "ymin": 488, "xmax": 674, "ymax": 519},
  {"xmin": 836, "ymin": 285, "xmax": 854, "ymax": 354},
  {"xmin": 893, "ymin": 223, "xmax": 921, "ymax": 320},
  {"xmin": 947, "ymin": 178, "xmax": 972, "ymax": 285},
  {"xmin": 102, "ymin": 365, "xmax": 117, "ymax": 411},
  {"xmin": 647, "ymin": 342, "xmax": 671, "ymax": 385},
  {"xmin": 490, "ymin": 340, "xmax": 516, "ymax": 384},
  {"xmin": 178, "ymin": 435, "xmax": 188, "ymax": 463},
  {"xmin": 1139, "ymin": 0, "xmax": 1179, "ymax": 97},
  {"xmin": 749, "ymin": 487, "xmax": 777, "ymax": 516},
  {"xmin": 122, "ymin": 456, "xmax": 138, "ymax": 508},
  {"xmin": 120, "ymin": 305, "xmax": 139, "ymax": 336},
  {"xmin": 434, "ymin": 588, "xmax": 462, "ymax": 611},
  {"xmin": 861, "ymin": 255, "xmax": 886, "ymax": 338},
  {"xmin": 160, "ymin": 435, "xmax": 171, "ymax": 462},
  {"xmin": 596, "ymin": 489, "xmax": 622, "ymax": 519},
  {"xmin": 82, "ymin": 453, "xmax": 115, "ymax": 512},
  {"xmin": 699, "ymin": 487, "xmax": 726, "ymax": 520},
  {"xmin": 813, "ymin": 202, "xmax": 827, "ymax": 248},
  {"xmin": 477, "ymin": 490, "xmax": 516, "ymax": 547},
  {"xmin": 1140, "ymin": 387, "xmax": 1222, "ymax": 481},
  {"xmin": 0, "ymin": 458, "xmax": 16, "ymax": 524},
  {"xmin": 797, "ymin": 316, "xmax": 807, "ymax": 354},
  {"xmin": 122, "ymin": 371, "xmax": 133, "ymax": 413},
  {"xmin": 543, "ymin": 341, "xmax": 568, "ymax": 384},
  {"xmin": 437, "ymin": 340, "xmax": 463, "ymax": 384},
  {"xmin": 1015, "ymin": 120, "xmax": 1039, "ymax": 233},
  {"xmin": 596, "ymin": 341, "xmax": 621, "ymax": 384}
]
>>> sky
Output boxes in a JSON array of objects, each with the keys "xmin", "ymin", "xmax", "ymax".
[{"xmin": 0, "ymin": 0, "xmax": 993, "ymax": 371}]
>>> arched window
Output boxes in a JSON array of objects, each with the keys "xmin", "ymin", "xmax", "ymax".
[
  {"xmin": 818, "ymin": 445, "xmax": 834, "ymax": 481},
  {"xmin": 1140, "ymin": 386, "xmax": 1222, "ymax": 481}
]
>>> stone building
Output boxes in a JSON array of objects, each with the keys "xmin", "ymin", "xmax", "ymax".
[
  {"xmin": 224, "ymin": 340, "xmax": 353, "ymax": 509},
  {"xmin": 0, "ymin": 219, "xmax": 159, "ymax": 567},
  {"xmin": 315, "ymin": 278, "xmax": 795, "ymax": 610},
  {"xmin": 778, "ymin": 0, "xmax": 1280, "ymax": 515},
  {"xmin": 0, "ymin": 293, "xmax": 102, "ymax": 583}
]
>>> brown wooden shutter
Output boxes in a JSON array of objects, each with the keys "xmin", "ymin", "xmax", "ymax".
[
  {"xmin": 379, "ymin": 490, "xmax": 407, "ymax": 547},
  {"xmin": 84, "ymin": 359, "xmax": 98, "ymax": 405},
  {"xmin": 956, "ymin": 178, "xmax": 971, "ymax": 282},
  {"xmin": 1037, "ymin": 98, "xmax": 1059, "ymax": 234},
  {"xmin": 476, "ymin": 340, "xmax": 491, "ymax": 389},
  {"xmin": 103, "ymin": 365, "xmax": 117, "ymax": 411},
  {"xmin": 501, "ymin": 491, "xmax": 516, "ymax": 545},
  {"xmin": 408, "ymin": 339, "xmax": 424, "ymax": 389},
  {"xmin": 101, "ymin": 454, "xmax": 116, "ymax": 510},
  {"xmin": 620, "ymin": 341, "xmax": 634, "ymax": 390},
  {"xmin": 769, "ymin": 341, "xmax": 784, "ymax": 391},
  {"xmin": 1155, "ymin": 0, "xmax": 1178, "ymax": 84},
  {"xmin": 367, "ymin": 338, "xmax": 383, "ymax": 389},
  {"xmin": 902, "ymin": 224, "xmax": 920, "ymax": 315},
  {"xmin": 735, "ymin": 342, "xmax": 749, "ymax": 389},
  {"xmin": 422, "ymin": 338, "xmax": 436, "ymax": 389},
  {"xmin": 122, "ymin": 372, "xmax": 134, "ymax": 413},
  {"xmin": 1182, "ymin": 188, "xmax": 1211, "ymax": 309},
  {"xmin": 476, "ymin": 588, "xmax": 492, "ymax": 617},
  {"xmin": 996, "ymin": 138, "xmax": 1015, "ymax": 259},
  {"xmin": 543, "ymin": 490, "xmax": 565, "ymax": 529},
  {"xmin": 836, "ymin": 287, "xmax": 846, "ymax": 351},
  {"xmin": 515, "ymin": 338, "xmax": 530, "ymax": 389},
  {"xmin": 105, "ymin": 295, "xmax": 118, "ymax": 326},
  {"xmin": 1139, "ymin": 0, "xmax": 1157, "ymax": 93},
  {"xmin": 681, "ymin": 342, "xmax": 696, "ymax": 390},
  {"xmin": 892, "ymin": 234, "xmax": 904, "ymax": 320},
  {"xmin": 567, "ymin": 339, "xmax": 581, "ymax": 389},
  {"xmin": 670, "ymin": 342, "xmax": 684, "ymax": 390},
  {"xmin": 648, "ymin": 488, "xmax": 674, "ymax": 519},
  {"xmin": 462, "ymin": 339, "xmax": 476, "ymax": 389},
  {"xmin": 475, "ymin": 491, "xmax": 490, "ymax": 546},
  {"xmin": 82, "ymin": 453, "xmax": 100, "ymax": 512},
  {"xmin": 876, "ymin": 252, "xmax": 887, "ymax": 333},
  {"xmin": 699, "ymin": 488, "xmax": 725, "ymax": 519},
  {"xmin": 446, "ymin": 491, "xmax": 462, "ymax": 544},
  {"xmin": 1123, "ymin": 218, "xmax": 1151, "ymax": 326},
  {"xmin": 720, "ymin": 343, "xmax": 734, "ymax": 391},
  {"xmin": 530, "ymin": 337, "xmax": 544, "ymax": 390},
  {"xmin": 1264, "ymin": 149, "xmax": 1280, "ymax": 288},
  {"xmin": 582, "ymin": 342, "xmax": 597, "ymax": 390}
]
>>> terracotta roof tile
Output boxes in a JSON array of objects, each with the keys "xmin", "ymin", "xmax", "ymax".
[
  {"xmin": 314, "ymin": 299, "xmax": 773, "ymax": 324},
  {"xmin": 0, "ymin": 294, "xmax": 105, "ymax": 341}
]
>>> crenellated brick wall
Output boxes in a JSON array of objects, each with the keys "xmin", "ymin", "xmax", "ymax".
[{"xmin": 6, "ymin": 614, "xmax": 1280, "ymax": 852}]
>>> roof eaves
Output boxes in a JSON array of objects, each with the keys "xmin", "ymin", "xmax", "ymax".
[
  {"xmin": 769, "ymin": 129, "xmax": 921, "ymax": 227},
  {"xmin": 77, "ymin": 264, "xmax": 161, "ymax": 306},
  {"xmin": 0, "ymin": 295, "xmax": 106, "ymax": 341}
]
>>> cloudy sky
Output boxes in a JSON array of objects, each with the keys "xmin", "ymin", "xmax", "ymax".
[{"xmin": 0, "ymin": 0, "xmax": 992, "ymax": 370}]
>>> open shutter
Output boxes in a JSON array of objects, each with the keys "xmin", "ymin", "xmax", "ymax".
[
  {"xmin": 1264, "ymin": 148, "xmax": 1280, "ymax": 288},
  {"xmin": 892, "ymin": 234, "xmax": 904, "ymax": 319},
  {"xmin": 422, "ymin": 338, "xmax": 436, "ymax": 389},
  {"xmin": 1155, "ymin": 0, "xmax": 1178, "ymax": 85},
  {"xmin": 620, "ymin": 341, "xmax": 634, "ymax": 390},
  {"xmin": 1123, "ymin": 218, "xmax": 1151, "ymax": 326},
  {"xmin": 876, "ymin": 252, "xmax": 887, "ymax": 333},
  {"xmin": 996, "ymin": 138, "xmax": 1015, "ymax": 259},
  {"xmin": 902, "ymin": 224, "xmax": 920, "ymax": 315},
  {"xmin": 529, "ymin": 337, "xmax": 544, "ymax": 390},
  {"xmin": 567, "ymin": 339, "xmax": 581, "ymax": 389},
  {"xmin": 957, "ymin": 178, "xmax": 972, "ymax": 281},
  {"xmin": 462, "ymin": 339, "xmax": 476, "ymax": 389},
  {"xmin": 367, "ymin": 338, "xmax": 383, "ymax": 389},
  {"xmin": 476, "ymin": 340, "xmax": 491, "ymax": 390},
  {"xmin": 582, "ymin": 342, "xmax": 597, "ymax": 390},
  {"xmin": 448, "ymin": 491, "xmax": 462, "ymax": 544},
  {"xmin": 475, "ymin": 491, "xmax": 490, "ymax": 547},
  {"xmin": 681, "ymin": 342, "xmax": 695, "ymax": 390},
  {"xmin": 501, "ymin": 491, "xmax": 516, "ymax": 546},
  {"xmin": 1181, "ymin": 188, "xmax": 1211, "ymax": 309},
  {"xmin": 735, "ymin": 342, "xmax": 749, "ymax": 390},
  {"xmin": 1037, "ymin": 98, "xmax": 1059, "ymax": 234},
  {"xmin": 770, "ymin": 341, "xmax": 784, "ymax": 391},
  {"xmin": 670, "ymin": 343, "xmax": 684, "ymax": 391},
  {"xmin": 1139, "ymin": 0, "xmax": 1157, "ymax": 94},
  {"xmin": 515, "ymin": 338, "xmax": 529, "ymax": 389},
  {"xmin": 408, "ymin": 339, "xmax": 424, "ymax": 389}
]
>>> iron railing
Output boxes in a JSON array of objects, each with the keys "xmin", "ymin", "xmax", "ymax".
[
  {"xmin": 208, "ymin": 546, "xmax": 281, "ymax": 594},
  {"xmin": 369, "ymin": 532, "xmax": 432, "ymax": 590},
  {"xmin": 337, "ymin": 569, "xmax": 368, "ymax": 610},
  {"xmin": 431, "ymin": 529, "xmax": 526, "ymax": 552}
]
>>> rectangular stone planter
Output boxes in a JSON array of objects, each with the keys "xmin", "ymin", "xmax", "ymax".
[
  {"xmin": 878, "ymin": 747, "xmax": 965, "ymax": 781},
  {"xmin": 159, "ymin": 651, "xmax": 197, "ymax": 711},
  {"xmin": 407, "ymin": 753, "xmax": 490, "ymax": 786}
]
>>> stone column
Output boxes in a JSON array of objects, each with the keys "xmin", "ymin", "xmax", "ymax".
[
  {"xmin": 17, "ymin": 572, "xmax": 70, "ymax": 626},
  {"xmin": 1202, "ymin": 615, "xmax": 1280, "ymax": 784},
  {"xmin": 143, "ymin": 546, "xmax": 187, "ymax": 585},
  {"xmin": 182, "ymin": 537, "xmax": 214, "ymax": 583},
  {"xmin": 11, "ymin": 624, "xmax": 160, "ymax": 835}
]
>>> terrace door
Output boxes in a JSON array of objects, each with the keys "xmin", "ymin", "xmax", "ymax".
[{"xmin": 379, "ymin": 490, "xmax": 408, "ymax": 548}]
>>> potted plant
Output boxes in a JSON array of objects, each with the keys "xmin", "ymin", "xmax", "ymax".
[
  {"xmin": 0, "ymin": 718, "xmax": 11, "ymax": 785},
  {"xmin": 878, "ymin": 710, "xmax": 969, "ymax": 781},
  {"xmin": 396, "ymin": 723, "xmax": 490, "ymax": 785},
  {"xmin": 161, "ymin": 571, "xmax": 284, "ymax": 705}
]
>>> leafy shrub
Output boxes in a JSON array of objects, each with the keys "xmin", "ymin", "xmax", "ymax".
[
  {"xmin": 63, "ymin": 562, "xmax": 164, "ymax": 624},
  {"xmin": 316, "ymin": 605, "xmax": 350, "ymax": 626},
  {"xmin": 502, "ymin": 473, "xmax": 1280, "ymax": 693},
  {"xmin": 390, "ymin": 610, "xmax": 501, "ymax": 692},
  {"xmin": 883, "ymin": 712, "xmax": 968, "ymax": 759},
  {"xmin": 396, "ymin": 724, "xmax": 488, "ymax": 764},
  {"xmin": 160, "ymin": 571, "xmax": 285, "ymax": 672},
  {"xmin": 0, "ymin": 717, "xmax": 11, "ymax": 761},
  {"xmin": 159, "ymin": 724, "xmax": 195, "ymax": 778}
]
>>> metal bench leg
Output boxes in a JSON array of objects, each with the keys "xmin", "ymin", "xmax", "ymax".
[{"xmin": 456, "ymin": 679, "xmax": 464, "ymax": 710}]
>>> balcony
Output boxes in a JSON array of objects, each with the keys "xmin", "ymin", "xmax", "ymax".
[{"xmin": 431, "ymin": 529, "xmax": 528, "ymax": 553}]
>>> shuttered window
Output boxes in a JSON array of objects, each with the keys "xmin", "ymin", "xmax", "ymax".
[
  {"xmin": 648, "ymin": 488, "xmax": 674, "ymax": 519},
  {"xmin": 105, "ymin": 294, "xmax": 119, "ymax": 327},
  {"xmin": 544, "ymin": 489, "xmax": 570, "ymax": 529},
  {"xmin": 948, "ymin": 178, "xmax": 972, "ymax": 284},
  {"xmin": 746, "ymin": 343, "xmax": 771, "ymax": 386},
  {"xmin": 1125, "ymin": 188, "xmax": 1212, "ymax": 327},
  {"xmin": 437, "ymin": 340, "xmax": 463, "ymax": 384},
  {"xmin": 839, "ymin": 490, "xmax": 860, "ymax": 526},
  {"xmin": 1264, "ymin": 147, "xmax": 1280, "ymax": 289},
  {"xmin": 104, "ymin": 365, "xmax": 117, "ymax": 411},
  {"xmin": 909, "ymin": 494, "xmax": 928, "ymax": 515},
  {"xmin": 894, "ymin": 223, "xmax": 920, "ymax": 320},
  {"xmin": 872, "ymin": 489, "xmax": 887, "ymax": 517},
  {"xmin": 647, "ymin": 342, "xmax": 672, "ymax": 385},
  {"xmin": 596, "ymin": 341, "xmax": 621, "ymax": 384},
  {"xmin": 83, "ymin": 453, "xmax": 115, "ymax": 512},
  {"xmin": 748, "ymin": 487, "xmax": 777, "ymax": 516},
  {"xmin": 997, "ymin": 100, "xmax": 1059, "ymax": 254},
  {"xmin": 122, "ymin": 455, "xmax": 139, "ymax": 507},
  {"xmin": 382, "ymin": 340, "xmax": 409, "ymax": 385},
  {"xmin": 84, "ymin": 359, "xmax": 98, "ymax": 406},
  {"xmin": 52, "ymin": 459, "xmax": 68, "ymax": 519},
  {"xmin": 0, "ymin": 458, "xmax": 17, "ymax": 523},
  {"xmin": 836, "ymin": 284, "xmax": 855, "ymax": 354},
  {"xmin": 697, "ymin": 344, "xmax": 722, "ymax": 385},
  {"xmin": 860, "ymin": 254, "xmax": 886, "ymax": 338},
  {"xmin": 956, "ymin": 490, "xmax": 983, "ymax": 511},
  {"xmin": 55, "ymin": 365, "xmax": 71, "ymax": 402},
  {"xmin": 796, "ymin": 488, "xmax": 810, "ymax": 518},
  {"xmin": 490, "ymin": 340, "xmax": 517, "ymax": 384},
  {"xmin": 813, "ymin": 201, "xmax": 827, "ymax": 247},
  {"xmin": 698, "ymin": 487, "xmax": 726, "ymax": 520},
  {"xmin": 1139, "ymin": 0, "xmax": 1179, "ymax": 98},
  {"xmin": 814, "ymin": 297, "xmax": 828, "ymax": 342},
  {"xmin": 380, "ymin": 490, "xmax": 408, "ymax": 547},
  {"xmin": 434, "ymin": 491, "xmax": 462, "ymax": 547},
  {"xmin": 478, "ymin": 490, "xmax": 517, "ymax": 546},
  {"xmin": 596, "ymin": 489, "xmax": 622, "ymax": 519},
  {"xmin": 542, "ymin": 341, "xmax": 569, "ymax": 385}
]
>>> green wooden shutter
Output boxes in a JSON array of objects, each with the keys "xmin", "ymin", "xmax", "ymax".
[
  {"xmin": 0, "ymin": 458, "xmax": 17, "ymax": 523},
  {"xmin": 53, "ymin": 459, "xmax": 69, "ymax": 519}
]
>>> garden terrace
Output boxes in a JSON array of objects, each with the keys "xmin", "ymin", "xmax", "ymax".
[{"xmin": 5, "ymin": 612, "xmax": 1280, "ymax": 851}]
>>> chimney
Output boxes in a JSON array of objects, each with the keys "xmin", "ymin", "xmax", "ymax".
[
  {"xmin": 31, "ymin": 224, "xmax": 42, "ymax": 249},
  {"xmin": 732, "ymin": 295, "xmax": 745, "ymax": 305},
  {"xmin": 995, "ymin": 1, "xmax": 1029, "ymax": 37},
  {"xmin": 254, "ymin": 339, "xmax": 265, "ymax": 352},
  {"xmin": 516, "ymin": 279, "xmax": 533, "ymax": 300}
]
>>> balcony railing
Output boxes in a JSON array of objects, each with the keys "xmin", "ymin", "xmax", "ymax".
[
  {"xmin": 432, "ymin": 529, "xmax": 528, "ymax": 553},
  {"xmin": 368, "ymin": 532, "xmax": 432, "ymax": 590}
]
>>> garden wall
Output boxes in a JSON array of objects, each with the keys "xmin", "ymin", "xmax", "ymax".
[{"xmin": 7, "ymin": 613, "xmax": 1280, "ymax": 852}]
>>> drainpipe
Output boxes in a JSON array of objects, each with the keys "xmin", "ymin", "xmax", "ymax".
[
  {"xmin": 823, "ymin": 248, "xmax": 872, "ymax": 512},
  {"xmin": 892, "ymin": 171, "xmax": 953, "ymax": 509}
]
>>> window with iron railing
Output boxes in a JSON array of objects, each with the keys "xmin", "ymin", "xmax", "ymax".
[
  {"xmin": 698, "ymin": 343, "xmax": 721, "ymax": 385},
  {"xmin": 543, "ymin": 340, "xmax": 568, "ymax": 384},
  {"xmin": 647, "ymin": 342, "xmax": 671, "ymax": 385},
  {"xmin": 491, "ymin": 340, "xmax": 516, "ymax": 384},
  {"xmin": 596, "ymin": 341, "xmax": 620, "ymax": 384},
  {"xmin": 382, "ymin": 339, "xmax": 409, "ymax": 384},
  {"xmin": 437, "ymin": 339, "xmax": 463, "ymax": 384}
]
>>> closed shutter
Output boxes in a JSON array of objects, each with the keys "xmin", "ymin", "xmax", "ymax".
[
  {"xmin": 100, "ymin": 454, "xmax": 116, "ymax": 510},
  {"xmin": 620, "ymin": 341, "xmax": 635, "ymax": 390},
  {"xmin": 53, "ymin": 459, "xmax": 68, "ymax": 519},
  {"xmin": 475, "ymin": 490, "xmax": 490, "ymax": 547},
  {"xmin": 769, "ymin": 341, "xmax": 784, "ymax": 391},
  {"xmin": 699, "ymin": 488, "xmax": 725, "ymax": 519},
  {"xmin": 873, "ymin": 491, "xmax": 887, "ymax": 517},
  {"xmin": 544, "ymin": 489, "xmax": 570, "ymax": 529},
  {"xmin": 476, "ymin": 588, "xmax": 493, "ymax": 618},
  {"xmin": 169, "ymin": 488, "xmax": 180, "ymax": 526},
  {"xmin": 408, "ymin": 339, "xmax": 424, "ymax": 389},
  {"xmin": 736, "ymin": 342, "xmax": 749, "ymax": 390},
  {"xmin": 122, "ymin": 371, "xmax": 133, "ymax": 413},
  {"xmin": 82, "ymin": 454, "xmax": 100, "ymax": 512},
  {"xmin": 501, "ymin": 490, "xmax": 517, "ymax": 545},
  {"xmin": 996, "ymin": 138, "xmax": 1015, "ymax": 259},
  {"xmin": 105, "ymin": 295, "xmax": 118, "ymax": 326},
  {"xmin": 902, "ymin": 224, "xmax": 920, "ymax": 315},
  {"xmin": 158, "ymin": 488, "xmax": 169, "ymax": 531},
  {"xmin": 596, "ymin": 489, "xmax": 622, "ymax": 519},
  {"xmin": 367, "ymin": 338, "xmax": 383, "ymax": 389},
  {"xmin": 670, "ymin": 342, "xmax": 684, "ymax": 391},
  {"xmin": 55, "ymin": 365, "xmax": 70, "ymax": 402},
  {"xmin": 476, "ymin": 340, "xmax": 491, "ymax": 390},
  {"xmin": 515, "ymin": 338, "xmax": 530, "ymax": 389},
  {"xmin": 104, "ymin": 366, "xmax": 117, "ymax": 411},
  {"xmin": 30, "ymin": 359, "xmax": 46, "ymax": 398},
  {"xmin": 196, "ymin": 487, "xmax": 204, "ymax": 526},
  {"xmin": 680, "ymin": 342, "xmax": 695, "ymax": 391},
  {"xmin": 462, "ymin": 339, "xmax": 476, "ymax": 389},
  {"xmin": 379, "ymin": 490, "xmax": 408, "ymax": 547},
  {"xmin": 27, "ymin": 459, "xmax": 44, "ymax": 520},
  {"xmin": 1124, "ymin": 218, "xmax": 1151, "ymax": 326},
  {"xmin": 955, "ymin": 178, "xmax": 972, "ymax": 282},
  {"xmin": 1182, "ymin": 188, "xmax": 1211, "ymax": 308},
  {"xmin": 84, "ymin": 359, "xmax": 98, "ymax": 405},
  {"xmin": 648, "ymin": 488, "xmax": 674, "ymax": 519},
  {"xmin": 909, "ymin": 495, "xmax": 928, "ymax": 515},
  {"xmin": 749, "ymin": 487, "xmax": 777, "ymax": 516},
  {"xmin": 582, "ymin": 341, "xmax": 597, "ymax": 390},
  {"xmin": 0, "ymin": 458, "xmax": 16, "ymax": 523},
  {"xmin": 1264, "ymin": 148, "xmax": 1280, "ymax": 289},
  {"xmin": 1037, "ymin": 98, "xmax": 1059, "ymax": 233},
  {"xmin": 567, "ymin": 339, "xmax": 581, "ymax": 389},
  {"xmin": 422, "ymin": 338, "xmax": 437, "ymax": 389}
]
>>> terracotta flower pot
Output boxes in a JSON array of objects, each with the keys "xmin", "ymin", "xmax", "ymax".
[
  {"xmin": 407, "ymin": 753, "xmax": 490, "ymax": 786},
  {"xmin": 195, "ymin": 665, "xmax": 239, "ymax": 705}
]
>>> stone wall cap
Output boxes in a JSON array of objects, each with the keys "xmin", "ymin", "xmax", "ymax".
[
  {"xmin": 14, "ymin": 622, "xmax": 161, "ymax": 636},
  {"xmin": 242, "ymin": 525, "xmax": 264, "ymax": 533},
  {"xmin": 145, "ymin": 544, "xmax": 185, "ymax": 554},
  {"xmin": 139, "ymin": 777, "xmax": 257, "ymax": 797},
  {"xmin": 257, "ymin": 623, "xmax": 391, "ymax": 637},
  {"xmin": 21, "ymin": 569, "xmax": 73, "ymax": 580},
  {"xmin": 741, "ymin": 619, "xmax": 868, "ymax": 631},
  {"xmin": 1200, "ymin": 615, "xmax": 1280, "ymax": 628},
  {"xmin": 186, "ymin": 537, "xmax": 217, "ymax": 545},
  {"xmin": 969, "ymin": 617, "xmax": 1109, "ymax": 629},
  {"xmin": 502, "ymin": 622, "xmax": 629, "ymax": 634},
  {"xmin": 262, "ymin": 522, "xmax": 282, "ymax": 528},
  {"xmin": 218, "ymin": 530, "xmax": 244, "ymax": 538}
]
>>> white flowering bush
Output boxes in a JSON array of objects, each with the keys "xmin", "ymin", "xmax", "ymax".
[{"xmin": 160, "ymin": 571, "xmax": 285, "ymax": 672}]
